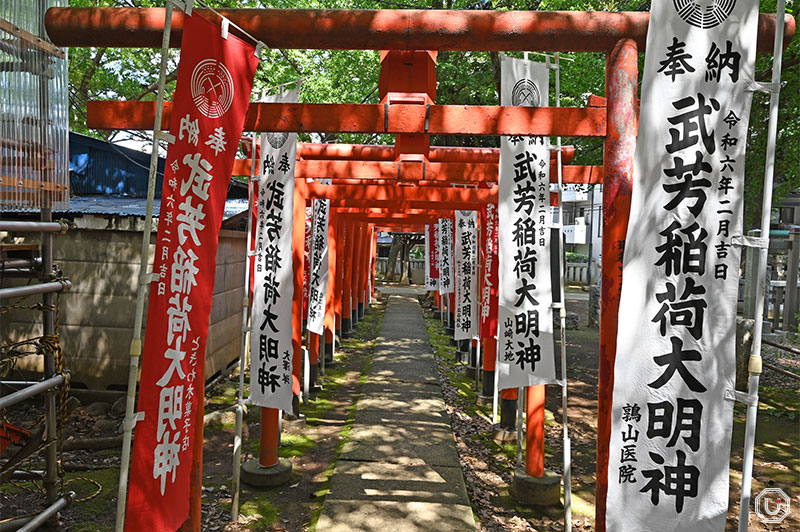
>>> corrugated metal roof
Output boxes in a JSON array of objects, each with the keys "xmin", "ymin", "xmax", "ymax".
[
  {"xmin": 69, "ymin": 132, "xmax": 165, "ymax": 198},
  {"xmin": 64, "ymin": 196, "xmax": 249, "ymax": 220}
]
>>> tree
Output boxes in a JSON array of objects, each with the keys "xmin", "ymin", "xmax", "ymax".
[{"xmin": 66, "ymin": 0, "xmax": 798, "ymax": 228}]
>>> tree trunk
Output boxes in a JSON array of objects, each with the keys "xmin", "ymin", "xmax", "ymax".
[
  {"xmin": 385, "ymin": 236, "xmax": 403, "ymax": 281},
  {"xmin": 400, "ymin": 240, "xmax": 411, "ymax": 285}
]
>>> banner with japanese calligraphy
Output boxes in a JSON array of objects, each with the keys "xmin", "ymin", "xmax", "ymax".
[
  {"xmin": 424, "ymin": 223, "xmax": 439, "ymax": 291},
  {"xmin": 606, "ymin": 1, "xmax": 758, "ymax": 530},
  {"xmin": 307, "ymin": 186, "xmax": 330, "ymax": 335},
  {"xmin": 454, "ymin": 211, "xmax": 479, "ymax": 340},
  {"xmin": 248, "ymin": 88, "xmax": 299, "ymax": 413},
  {"xmin": 438, "ymin": 218, "xmax": 454, "ymax": 295},
  {"xmin": 303, "ymin": 205, "xmax": 313, "ymax": 319},
  {"xmin": 496, "ymin": 57, "xmax": 557, "ymax": 389},
  {"xmin": 480, "ymin": 202, "xmax": 499, "ymax": 339},
  {"xmin": 126, "ymin": 13, "xmax": 258, "ymax": 532}
]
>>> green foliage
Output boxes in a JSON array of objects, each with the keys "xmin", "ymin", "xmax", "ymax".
[
  {"xmin": 744, "ymin": 1, "xmax": 800, "ymax": 229},
  {"xmin": 67, "ymin": 0, "xmax": 798, "ymax": 220},
  {"xmin": 566, "ymin": 251, "xmax": 589, "ymax": 262}
]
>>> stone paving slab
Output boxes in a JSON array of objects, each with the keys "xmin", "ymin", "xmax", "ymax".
[
  {"xmin": 355, "ymin": 392, "xmax": 446, "ymax": 415},
  {"xmin": 316, "ymin": 500, "xmax": 477, "ymax": 532},
  {"xmin": 340, "ymin": 421, "xmax": 461, "ymax": 467},
  {"xmin": 318, "ymin": 293, "xmax": 477, "ymax": 531},
  {"xmin": 352, "ymin": 408, "xmax": 450, "ymax": 428},
  {"xmin": 325, "ymin": 461, "xmax": 470, "ymax": 504}
]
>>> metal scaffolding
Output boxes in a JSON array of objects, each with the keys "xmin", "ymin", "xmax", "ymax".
[{"xmin": 1, "ymin": 1, "xmax": 72, "ymax": 530}]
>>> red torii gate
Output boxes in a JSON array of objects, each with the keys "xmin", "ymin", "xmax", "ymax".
[{"xmin": 44, "ymin": 7, "xmax": 795, "ymax": 532}]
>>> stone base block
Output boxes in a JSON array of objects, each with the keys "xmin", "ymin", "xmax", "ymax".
[
  {"xmin": 241, "ymin": 457, "xmax": 292, "ymax": 487},
  {"xmin": 491, "ymin": 423, "xmax": 517, "ymax": 444},
  {"xmin": 512, "ymin": 467, "xmax": 561, "ymax": 507}
]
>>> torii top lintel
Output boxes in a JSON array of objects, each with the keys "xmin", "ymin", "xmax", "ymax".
[{"xmin": 45, "ymin": 8, "xmax": 793, "ymax": 53}]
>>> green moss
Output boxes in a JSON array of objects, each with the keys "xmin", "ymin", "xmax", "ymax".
[
  {"xmin": 238, "ymin": 498, "xmax": 280, "ymax": 528},
  {"xmin": 63, "ymin": 467, "xmax": 120, "ymax": 532},
  {"xmin": 279, "ymin": 433, "xmax": 314, "ymax": 458}
]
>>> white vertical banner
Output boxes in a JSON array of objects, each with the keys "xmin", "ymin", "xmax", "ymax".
[
  {"xmin": 438, "ymin": 218, "xmax": 455, "ymax": 295},
  {"xmin": 454, "ymin": 211, "xmax": 478, "ymax": 340},
  {"xmin": 249, "ymin": 88, "xmax": 299, "ymax": 412},
  {"xmin": 307, "ymin": 180, "xmax": 330, "ymax": 334},
  {"xmin": 424, "ymin": 223, "xmax": 439, "ymax": 291},
  {"xmin": 497, "ymin": 56, "xmax": 557, "ymax": 389},
  {"xmin": 606, "ymin": 1, "xmax": 758, "ymax": 530}
]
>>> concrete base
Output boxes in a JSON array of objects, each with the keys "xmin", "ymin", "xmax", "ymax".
[
  {"xmin": 433, "ymin": 310, "xmax": 441, "ymax": 319},
  {"xmin": 512, "ymin": 467, "xmax": 561, "ymax": 507},
  {"xmin": 491, "ymin": 423, "xmax": 517, "ymax": 444},
  {"xmin": 241, "ymin": 457, "xmax": 293, "ymax": 487},
  {"xmin": 476, "ymin": 394, "xmax": 493, "ymax": 406},
  {"xmin": 465, "ymin": 366, "xmax": 477, "ymax": 380}
]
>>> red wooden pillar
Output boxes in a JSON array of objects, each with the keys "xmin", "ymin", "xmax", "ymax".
[
  {"xmin": 526, "ymin": 385, "xmax": 545, "ymax": 477},
  {"xmin": 333, "ymin": 213, "xmax": 344, "ymax": 338},
  {"xmin": 596, "ymin": 38, "xmax": 639, "ymax": 532},
  {"xmin": 350, "ymin": 221, "xmax": 364, "ymax": 325},
  {"xmin": 341, "ymin": 218, "xmax": 355, "ymax": 333},
  {"xmin": 291, "ymin": 178, "xmax": 306, "ymax": 400},
  {"xmin": 324, "ymin": 208, "xmax": 338, "ymax": 354},
  {"xmin": 357, "ymin": 223, "xmax": 369, "ymax": 316},
  {"xmin": 371, "ymin": 229, "xmax": 378, "ymax": 299},
  {"xmin": 258, "ymin": 408, "xmax": 280, "ymax": 467}
]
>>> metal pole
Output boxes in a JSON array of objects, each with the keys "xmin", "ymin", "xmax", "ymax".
[
  {"xmin": 738, "ymin": 1, "xmax": 786, "ymax": 529},
  {"xmin": 492, "ymin": 348, "xmax": 499, "ymax": 424},
  {"xmin": 232, "ymin": 134, "xmax": 257, "ymax": 521},
  {"xmin": 515, "ymin": 386, "xmax": 524, "ymax": 466},
  {"xmin": 0, "ymin": 375, "xmax": 65, "ymax": 410},
  {"xmin": 115, "ymin": 3, "xmax": 174, "ymax": 530},
  {"xmin": 0, "ymin": 220, "xmax": 67, "ymax": 233},
  {"xmin": 40, "ymin": 207, "xmax": 58, "ymax": 507},
  {"xmin": 554, "ymin": 51, "xmax": 572, "ymax": 531},
  {"xmin": 0, "ymin": 280, "xmax": 71, "ymax": 300},
  {"xmin": 17, "ymin": 492, "xmax": 74, "ymax": 532}
]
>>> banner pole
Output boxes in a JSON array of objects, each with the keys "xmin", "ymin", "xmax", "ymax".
[
  {"xmin": 115, "ymin": 3, "xmax": 174, "ymax": 530},
  {"xmin": 553, "ymin": 51, "xmax": 572, "ymax": 532},
  {"xmin": 231, "ymin": 133, "xmax": 257, "ymax": 520},
  {"xmin": 492, "ymin": 349, "xmax": 499, "ymax": 424},
  {"xmin": 737, "ymin": 1, "xmax": 786, "ymax": 529},
  {"xmin": 516, "ymin": 386, "xmax": 524, "ymax": 466}
]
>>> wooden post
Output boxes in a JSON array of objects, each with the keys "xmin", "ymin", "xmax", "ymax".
[
  {"xmin": 783, "ymin": 229, "xmax": 799, "ymax": 330},
  {"xmin": 596, "ymin": 38, "xmax": 638, "ymax": 532}
]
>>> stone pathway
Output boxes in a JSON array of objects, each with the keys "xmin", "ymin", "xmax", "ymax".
[{"xmin": 317, "ymin": 293, "xmax": 477, "ymax": 532}]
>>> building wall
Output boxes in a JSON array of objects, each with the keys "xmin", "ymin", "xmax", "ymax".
[{"xmin": 2, "ymin": 218, "xmax": 246, "ymax": 389}]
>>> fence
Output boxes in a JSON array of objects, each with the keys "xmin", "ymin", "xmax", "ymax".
[{"xmin": 376, "ymin": 257, "xmax": 425, "ymax": 275}]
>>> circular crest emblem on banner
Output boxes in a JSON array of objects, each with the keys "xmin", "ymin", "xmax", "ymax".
[
  {"xmin": 191, "ymin": 59, "xmax": 235, "ymax": 119},
  {"xmin": 511, "ymin": 79, "xmax": 540, "ymax": 107},
  {"xmin": 673, "ymin": 0, "xmax": 736, "ymax": 29},
  {"xmin": 266, "ymin": 132, "xmax": 289, "ymax": 149}
]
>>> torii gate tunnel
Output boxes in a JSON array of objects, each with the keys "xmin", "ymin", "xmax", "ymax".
[{"xmin": 45, "ymin": 6, "xmax": 795, "ymax": 532}]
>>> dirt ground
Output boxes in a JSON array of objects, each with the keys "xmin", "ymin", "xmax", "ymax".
[
  {"xmin": 423, "ymin": 293, "xmax": 800, "ymax": 532},
  {"xmin": 2, "ymin": 288, "xmax": 797, "ymax": 531}
]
